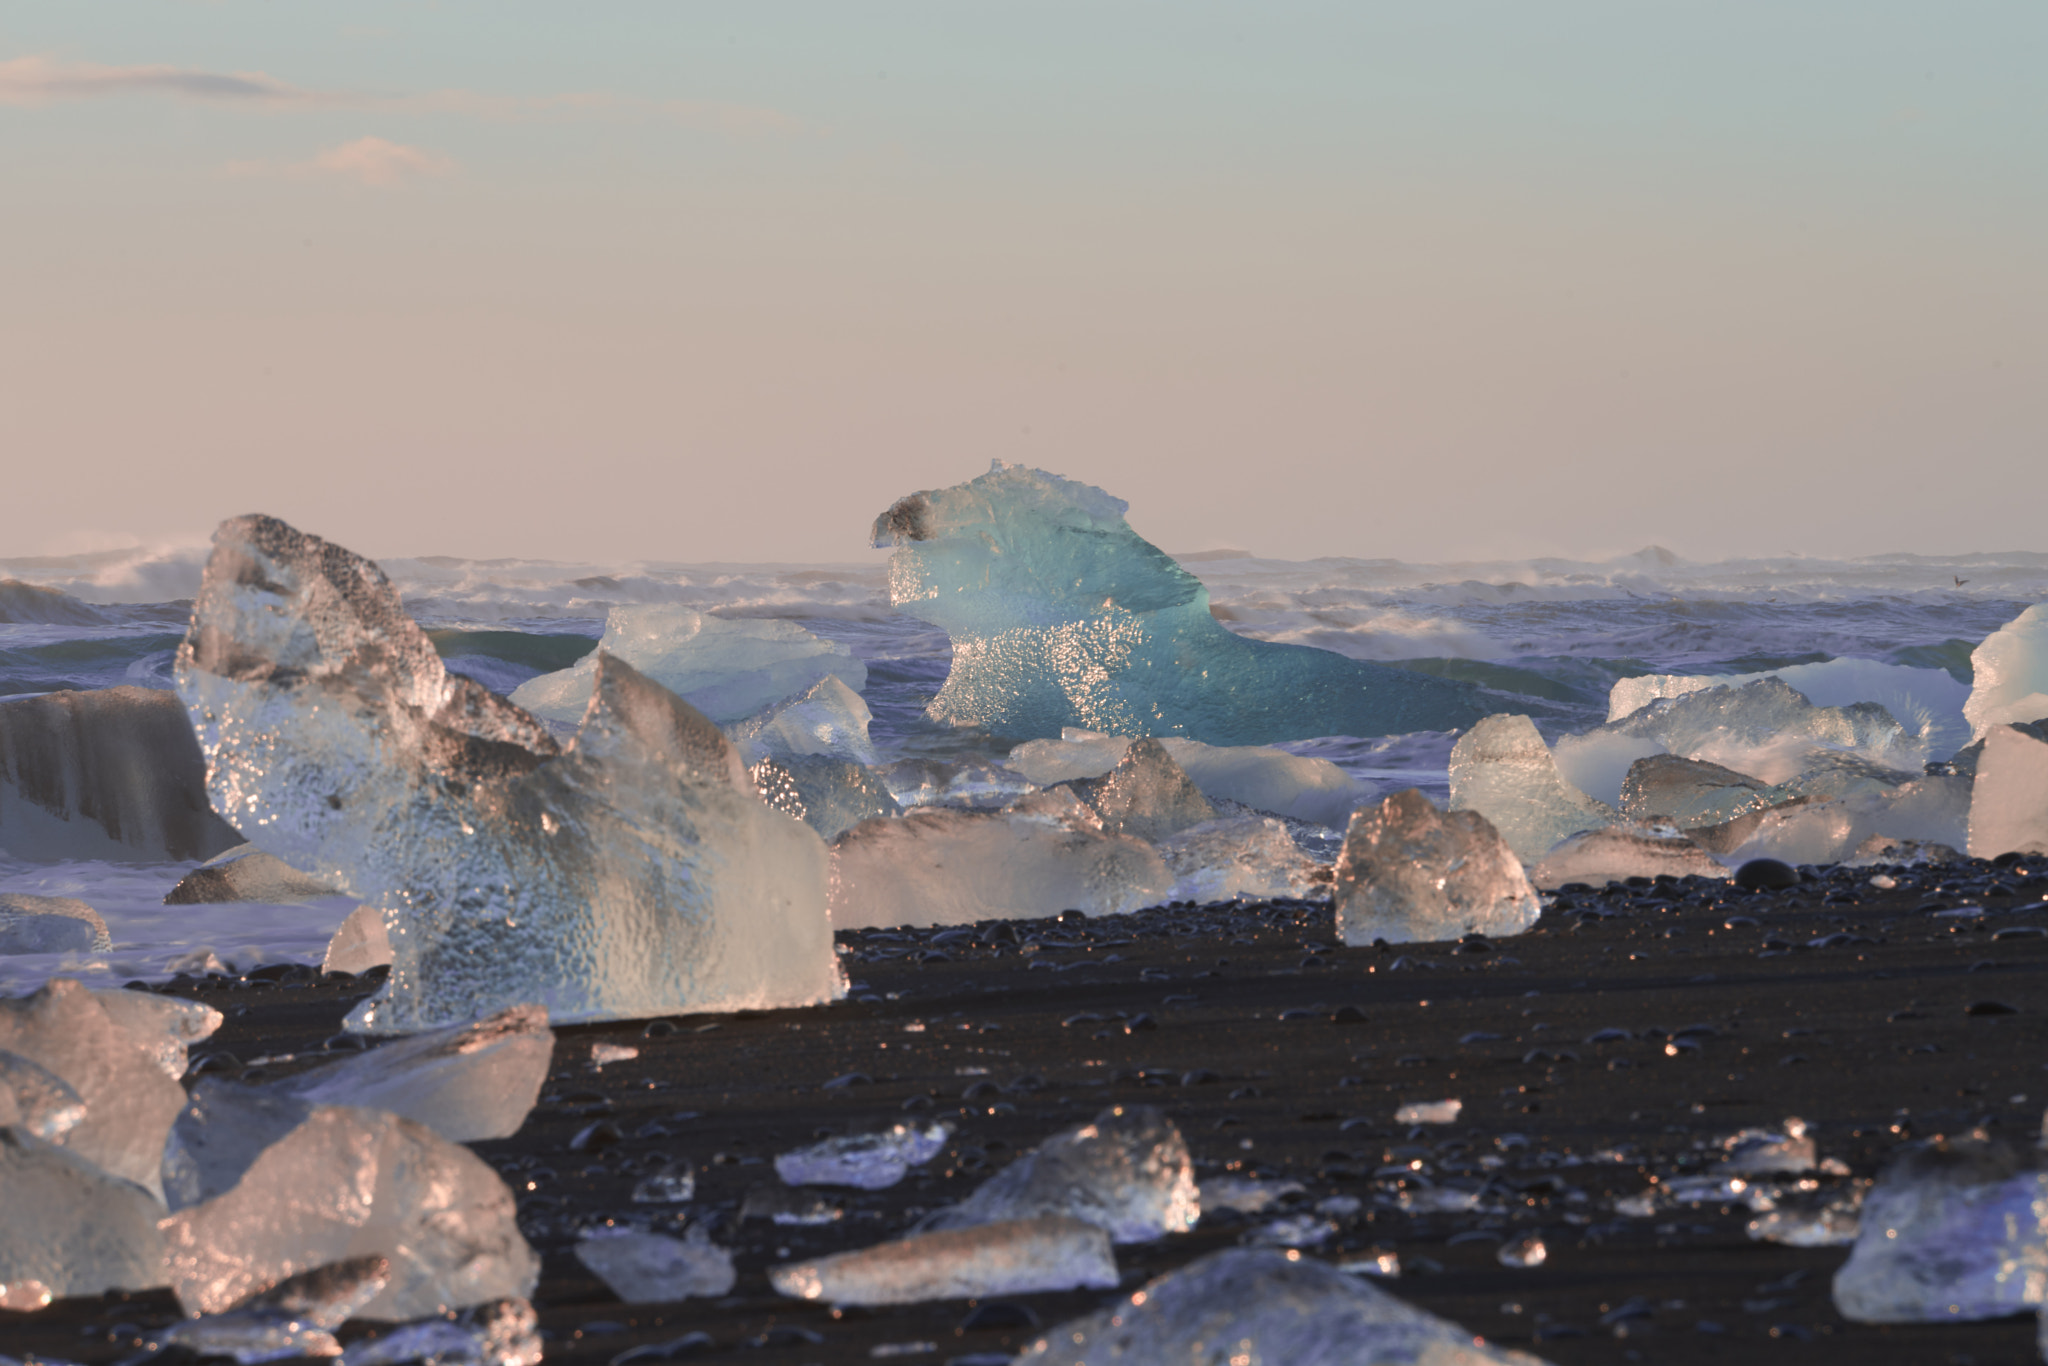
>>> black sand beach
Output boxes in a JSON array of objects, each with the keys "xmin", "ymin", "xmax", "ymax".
[{"xmin": 9, "ymin": 856, "xmax": 2048, "ymax": 1365}]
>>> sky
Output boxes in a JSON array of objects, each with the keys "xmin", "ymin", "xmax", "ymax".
[{"xmin": 2, "ymin": 2, "xmax": 2043, "ymax": 567}]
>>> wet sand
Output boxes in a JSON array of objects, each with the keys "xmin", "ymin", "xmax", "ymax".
[{"xmin": 9, "ymin": 855, "xmax": 2048, "ymax": 1365}]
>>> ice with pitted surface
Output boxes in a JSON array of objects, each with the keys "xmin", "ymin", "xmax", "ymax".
[
  {"xmin": 1071, "ymin": 738, "xmax": 1216, "ymax": 842},
  {"xmin": 750, "ymin": 755, "xmax": 901, "ymax": 841},
  {"xmin": 174, "ymin": 515, "xmax": 842, "ymax": 1032},
  {"xmin": 1448, "ymin": 714, "xmax": 1615, "ymax": 862},
  {"xmin": 726, "ymin": 674, "xmax": 878, "ymax": 767},
  {"xmin": 1156, "ymin": 815, "xmax": 1324, "ymax": 903},
  {"xmin": 1334, "ymin": 790, "xmax": 1540, "ymax": 944},
  {"xmin": 770, "ymin": 1214, "xmax": 1117, "ymax": 1306},
  {"xmin": 0, "ymin": 1127, "xmax": 167, "ymax": 1305},
  {"xmin": 775, "ymin": 1120, "xmax": 952, "ymax": 1190}
]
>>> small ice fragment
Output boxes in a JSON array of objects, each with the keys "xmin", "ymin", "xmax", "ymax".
[
  {"xmin": 1012, "ymin": 1247, "xmax": 1547, "ymax": 1365},
  {"xmin": 1395, "ymin": 1186, "xmax": 1481, "ymax": 1214},
  {"xmin": 1969, "ymin": 724, "xmax": 2048, "ymax": 859},
  {"xmin": 321, "ymin": 905, "xmax": 392, "ymax": 976},
  {"xmin": 1498, "ymin": 1234, "xmax": 1547, "ymax": 1268},
  {"xmin": 1006, "ymin": 730, "xmax": 1360, "ymax": 826},
  {"xmin": 916, "ymin": 1105, "xmax": 1198, "ymax": 1243},
  {"xmin": 770, "ymin": 1214, "xmax": 1118, "ymax": 1306},
  {"xmin": 159, "ymin": 1256, "xmax": 391, "ymax": 1363},
  {"xmin": 163, "ymin": 844, "xmax": 344, "ymax": 906},
  {"xmin": 1719, "ymin": 1124, "xmax": 1816, "ymax": 1176},
  {"xmin": 1247, "ymin": 1214, "xmax": 1336, "ymax": 1248},
  {"xmin": 774, "ymin": 1121, "xmax": 952, "ymax": 1190},
  {"xmin": 342, "ymin": 1298, "xmax": 542, "ymax": 1366},
  {"xmin": 0, "ymin": 1049, "xmax": 86, "ymax": 1141},
  {"xmin": 1197, "ymin": 1175, "xmax": 1305, "ymax": 1216},
  {"xmin": 0, "ymin": 1128, "xmax": 167, "ymax": 1303},
  {"xmin": 590, "ymin": 1042, "xmax": 639, "ymax": 1069},
  {"xmin": 0, "ymin": 894, "xmax": 110, "ymax": 955},
  {"xmin": 1869, "ymin": 873, "xmax": 1898, "ymax": 889},
  {"xmin": 740, "ymin": 1185, "xmax": 843, "ymax": 1225},
  {"xmin": 1333, "ymin": 789, "xmax": 1539, "ymax": 945},
  {"xmin": 573, "ymin": 1228, "xmax": 735, "ymax": 1303},
  {"xmin": 1529, "ymin": 826, "xmax": 1728, "ymax": 890},
  {"xmin": 1395, "ymin": 1099, "xmax": 1462, "ymax": 1125},
  {"xmin": 868, "ymin": 1343, "xmax": 938, "ymax": 1360},
  {"xmin": 1335, "ymin": 1249, "xmax": 1402, "ymax": 1278},
  {"xmin": 90, "ymin": 987, "xmax": 223, "ymax": 1081},
  {"xmin": 630, "ymin": 1159, "xmax": 696, "ymax": 1204},
  {"xmin": 1155, "ymin": 815, "xmax": 1325, "ymax": 904},
  {"xmin": 1448, "ymin": 714, "xmax": 1615, "ymax": 862},
  {"xmin": 1748, "ymin": 1183, "xmax": 1865, "ymax": 1247}
]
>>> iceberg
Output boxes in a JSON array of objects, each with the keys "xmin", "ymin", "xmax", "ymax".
[
  {"xmin": 917, "ymin": 1104, "xmax": 1199, "ymax": 1244},
  {"xmin": 0, "ymin": 893, "xmax": 109, "ymax": 955},
  {"xmin": 0, "ymin": 1049, "xmax": 86, "ymax": 1141},
  {"xmin": 1966, "ymin": 603, "xmax": 2048, "ymax": 739},
  {"xmin": 1528, "ymin": 827, "xmax": 1728, "ymax": 889},
  {"xmin": 1831, "ymin": 1139, "xmax": 2048, "ymax": 1323},
  {"xmin": 827, "ymin": 789, "xmax": 1170, "ymax": 930},
  {"xmin": 770, "ymin": 1214, "xmax": 1118, "ymax": 1306},
  {"xmin": 507, "ymin": 603, "xmax": 865, "ymax": 726},
  {"xmin": 725, "ymin": 674, "xmax": 878, "ymax": 767},
  {"xmin": 774, "ymin": 1120, "xmax": 952, "ymax": 1190},
  {"xmin": 0, "ymin": 1128, "xmax": 168, "ymax": 1306},
  {"xmin": 0, "ymin": 685, "xmax": 243, "ymax": 863},
  {"xmin": 164, "ymin": 843, "xmax": 344, "ymax": 906},
  {"xmin": 1333, "ymin": 790, "xmax": 1540, "ymax": 944},
  {"xmin": 874, "ymin": 463, "xmax": 1482, "ymax": 744},
  {"xmin": 174, "ymin": 515, "xmax": 843, "ymax": 1032},
  {"xmin": 1012, "ymin": 1247, "xmax": 1550, "ymax": 1366},
  {"xmin": 1447, "ymin": 714, "xmax": 1615, "ymax": 862},
  {"xmin": 751, "ymin": 755, "xmax": 901, "ymax": 842},
  {"xmin": 573, "ymin": 1228, "xmax": 735, "ymax": 1303},
  {"xmin": 1969, "ymin": 723, "xmax": 2048, "ymax": 859},
  {"xmin": 1007, "ymin": 729, "xmax": 1360, "ymax": 827},
  {"xmin": 160, "ymin": 1103, "xmax": 538, "ymax": 1321}
]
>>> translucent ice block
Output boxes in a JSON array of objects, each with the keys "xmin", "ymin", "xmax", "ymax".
[
  {"xmin": 770, "ymin": 1214, "xmax": 1118, "ymax": 1306},
  {"xmin": 1156, "ymin": 815, "xmax": 1324, "ymax": 904},
  {"xmin": 572, "ymin": 1228, "xmax": 735, "ymax": 1303},
  {"xmin": 160, "ymin": 1104, "xmax": 539, "ymax": 1321},
  {"xmin": 1618, "ymin": 754, "xmax": 1786, "ymax": 829},
  {"xmin": 161, "ymin": 1079, "xmax": 315, "ymax": 1212},
  {"xmin": 91, "ymin": 987, "xmax": 223, "ymax": 1080},
  {"xmin": 874, "ymin": 463, "xmax": 1482, "ymax": 744},
  {"xmin": 175, "ymin": 515, "xmax": 843, "ymax": 1032},
  {"xmin": 0, "ymin": 1127, "xmax": 167, "ymax": 1302},
  {"xmin": 1969, "ymin": 724, "xmax": 2048, "ymax": 859},
  {"xmin": 1012, "ymin": 1247, "xmax": 1550, "ymax": 1366},
  {"xmin": 0, "ymin": 1049, "xmax": 86, "ymax": 1141},
  {"xmin": 774, "ymin": 1120, "xmax": 952, "ymax": 1190},
  {"xmin": 1528, "ymin": 827, "xmax": 1728, "ymax": 890},
  {"xmin": 157, "ymin": 1255, "xmax": 390, "ymax": 1363},
  {"xmin": 1333, "ymin": 790, "xmax": 1540, "ymax": 945},
  {"xmin": 321, "ymin": 905, "xmax": 391, "ymax": 976},
  {"xmin": 0, "ymin": 894, "xmax": 109, "ymax": 955},
  {"xmin": 726, "ymin": 674, "xmax": 878, "ymax": 768},
  {"xmin": 1007, "ymin": 729, "xmax": 1360, "ymax": 826},
  {"xmin": 751, "ymin": 755, "xmax": 901, "ymax": 841},
  {"xmin": 1966, "ymin": 603, "xmax": 2048, "ymax": 739},
  {"xmin": 1728, "ymin": 775, "xmax": 1973, "ymax": 867},
  {"xmin": 1448, "ymin": 714, "xmax": 1615, "ymax": 862},
  {"xmin": 917, "ymin": 1105, "xmax": 1198, "ymax": 1244},
  {"xmin": 1611, "ymin": 658, "xmax": 1970, "ymax": 759},
  {"xmin": 1072, "ymin": 738, "xmax": 1216, "ymax": 842},
  {"xmin": 1586, "ymin": 676, "xmax": 1915, "ymax": 784},
  {"xmin": 163, "ymin": 844, "xmax": 344, "ymax": 906},
  {"xmin": 507, "ymin": 603, "xmax": 865, "ymax": 726},
  {"xmin": 274, "ymin": 1004, "xmax": 551, "ymax": 1143}
]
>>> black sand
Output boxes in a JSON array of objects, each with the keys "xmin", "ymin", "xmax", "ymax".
[{"xmin": 9, "ymin": 856, "xmax": 2048, "ymax": 1365}]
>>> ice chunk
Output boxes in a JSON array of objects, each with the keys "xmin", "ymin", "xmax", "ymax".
[
  {"xmin": 775, "ymin": 1120, "xmax": 952, "ymax": 1190},
  {"xmin": 726, "ymin": 674, "xmax": 878, "ymax": 767},
  {"xmin": 874, "ymin": 463, "xmax": 1482, "ymax": 744},
  {"xmin": 1585, "ymin": 676, "xmax": 1915, "ymax": 785},
  {"xmin": 1198, "ymin": 1176, "xmax": 1306, "ymax": 1216},
  {"xmin": 507, "ymin": 604, "xmax": 865, "ymax": 726},
  {"xmin": 341, "ymin": 1298, "xmax": 542, "ymax": 1366},
  {"xmin": 274, "ymin": 1004, "xmax": 551, "ymax": 1143},
  {"xmin": 158, "ymin": 1256, "xmax": 390, "ymax": 1364},
  {"xmin": 1729, "ymin": 774, "xmax": 1973, "ymax": 867},
  {"xmin": 1831, "ymin": 1139, "xmax": 2048, "ymax": 1323},
  {"xmin": 91, "ymin": 987, "xmax": 222, "ymax": 1080},
  {"xmin": 751, "ymin": 755, "xmax": 901, "ymax": 841},
  {"xmin": 1969, "ymin": 723, "xmax": 2048, "ymax": 859},
  {"xmin": 162, "ymin": 1079, "xmax": 317, "ymax": 1212},
  {"xmin": 1611, "ymin": 659, "xmax": 1972, "ymax": 759},
  {"xmin": 771, "ymin": 1214, "xmax": 1118, "ymax": 1306},
  {"xmin": 1156, "ymin": 815, "xmax": 1325, "ymax": 903},
  {"xmin": 917, "ymin": 1105, "xmax": 1198, "ymax": 1244},
  {"xmin": 1008, "ymin": 729, "xmax": 1360, "ymax": 826},
  {"xmin": 1333, "ymin": 790, "xmax": 1539, "ymax": 945},
  {"xmin": 1448, "ymin": 714, "xmax": 1615, "ymax": 862},
  {"xmin": 876, "ymin": 756, "xmax": 1035, "ymax": 811},
  {"xmin": 1748, "ymin": 1186, "xmax": 1864, "ymax": 1247},
  {"xmin": 827, "ymin": 790, "xmax": 1170, "ymax": 930},
  {"xmin": 164, "ymin": 843, "xmax": 344, "ymax": 906},
  {"xmin": 0, "ymin": 893, "xmax": 109, "ymax": 955},
  {"xmin": 1528, "ymin": 827, "xmax": 1728, "ymax": 889},
  {"xmin": 1619, "ymin": 754, "xmax": 1785, "ymax": 828},
  {"xmin": 0, "ymin": 685, "xmax": 244, "ymax": 864},
  {"xmin": 175, "ymin": 515, "xmax": 843, "ymax": 1032},
  {"xmin": 0, "ymin": 1049, "xmax": 86, "ymax": 1140},
  {"xmin": 160, "ymin": 1103, "xmax": 538, "ymax": 1321},
  {"xmin": 1012, "ymin": 1247, "xmax": 1549, "ymax": 1366},
  {"xmin": 321, "ymin": 904, "xmax": 392, "ymax": 976},
  {"xmin": 0, "ymin": 978, "xmax": 185, "ymax": 1199},
  {"xmin": 740, "ymin": 1184, "xmax": 842, "ymax": 1225},
  {"xmin": 0, "ymin": 1127, "xmax": 167, "ymax": 1303},
  {"xmin": 1071, "ymin": 738, "xmax": 1216, "ymax": 841},
  {"xmin": 631, "ymin": 1158, "xmax": 695, "ymax": 1204},
  {"xmin": 574, "ymin": 1227, "xmax": 735, "ymax": 1303},
  {"xmin": 1550, "ymin": 730, "xmax": 1666, "ymax": 810},
  {"xmin": 1719, "ymin": 1122, "xmax": 1816, "ymax": 1176},
  {"xmin": 1395, "ymin": 1099, "xmax": 1462, "ymax": 1125},
  {"xmin": 1966, "ymin": 603, "xmax": 2048, "ymax": 739}
]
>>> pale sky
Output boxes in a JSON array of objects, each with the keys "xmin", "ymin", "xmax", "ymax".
[{"xmin": 2, "ymin": 3, "xmax": 2042, "ymax": 566}]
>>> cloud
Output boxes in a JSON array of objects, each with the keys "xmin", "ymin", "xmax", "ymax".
[
  {"xmin": 226, "ymin": 136, "xmax": 453, "ymax": 186},
  {"xmin": 0, "ymin": 54, "xmax": 307, "ymax": 106},
  {"xmin": 393, "ymin": 88, "xmax": 802, "ymax": 134}
]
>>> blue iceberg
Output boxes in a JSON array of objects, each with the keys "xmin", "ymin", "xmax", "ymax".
[{"xmin": 872, "ymin": 463, "xmax": 1483, "ymax": 744}]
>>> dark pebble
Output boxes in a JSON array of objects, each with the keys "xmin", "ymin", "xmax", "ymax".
[
  {"xmin": 959, "ymin": 1300, "xmax": 1041, "ymax": 1331},
  {"xmin": 569, "ymin": 1121, "xmax": 624, "ymax": 1152},
  {"xmin": 1965, "ymin": 1000, "xmax": 2019, "ymax": 1016},
  {"xmin": 1735, "ymin": 858, "xmax": 1801, "ymax": 890},
  {"xmin": 821, "ymin": 1072, "xmax": 873, "ymax": 1089}
]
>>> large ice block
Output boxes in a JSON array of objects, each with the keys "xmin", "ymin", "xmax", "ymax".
[
  {"xmin": 0, "ymin": 1128, "xmax": 168, "ymax": 1304},
  {"xmin": 1611, "ymin": 658, "xmax": 1971, "ymax": 759},
  {"xmin": 1969, "ymin": 723, "xmax": 2048, "ymax": 859},
  {"xmin": 775, "ymin": 1120, "xmax": 952, "ymax": 1190},
  {"xmin": 827, "ymin": 790, "xmax": 1170, "ymax": 929},
  {"xmin": 1008, "ymin": 729, "xmax": 1360, "ymax": 826},
  {"xmin": 1013, "ymin": 1247, "xmax": 1550, "ymax": 1366},
  {"xmin": 160, "ymin": 1104, "xmax": 538, "ymax": 1321},
  {"xmin": 1586, "ymin": 677, "xmax": 1915, "ymax": 784},
  {"xmin": 0, "ymin": 978, "xmax": 185, "ymax": 1199},
  {"xmin": 0, "ymin": 685, "xmax": 244, "ymax": 864},
  {"xmin": 1832, "ymin": 1139, "xmax": 2048, "ymax": 1323},
  {"xmin": 726, "ymin": 675, "xmax": 878, "ymax": 767},
  {"xmin": 1333, "ymin": 790, "xmax": 1540, "ymax": 945},
  {"xmin": 770, "ymin": 1214, "xmax": 1118, "ymax": 1306},
  {"xmin": 1729, "ymin": 774, "xmax": 1973, "ymax": 867},
  {"xmin": 507, "ymin": 604, "xmax": 865, "ymax": 726},
  {"xmin": 1528, "ymin": 827, "xmax": 1728, "ymax": 889},
  {"xmin": 162, "ymin": 1079, "xmax": 316, "ymax": 1212},
  {"xmin": 164, "ymin": 843, "xmax": 344, "ymax": 906},
  {"xmin": 0, "ymin": 1049, "xmax": 86, "ymax": 1140},
  {"xmin": 273, "ymin": 1004, "xmax": 551, "ymax": 1143},
  {"xmin": 174, "ymin": 514, "xmax": 843, "ymax": 1032},
  {"xmin": 1447, "ymin": 714, "xmax": 1615, "ymax": 862},
  {"xmin": 751, "ymin": 755, "xmax": 901, "ymax": 841},
  {"xmin": 0, "ymin": 893, "xmax": 109, "ymax": 955},
  {"xmin": 917, "ymin": 1104, "xmax": 1198, "ymax": 1243},
  {"xmin": 1966, "ymin": 603, "xmax": 2048, "ymax": 739},
  {"xmin": 1157, "ymin": 815, "xmax": 1325, "ymax": 903},
  {"xmin": 874, "ymin": 463, "xmax": 1482, "ymax": 744},
  {"xmin": 1072, "ymin": 738, "xmax": 1216, "ymax": 841}
]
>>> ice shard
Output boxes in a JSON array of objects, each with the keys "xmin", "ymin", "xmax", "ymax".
[
  {"xmin": 1333, "ymin": 790, "xmax": 1540, "ymax": 945},
  {"xmin": 164, "ymin": 843, "xmax": 344, "ymax": 906},
  {"xmin": 0, "ymin": 1050, "xmax": 86, "ymax": 1141},
  {"xmin": 1528, "ymin": 827, "xmax": 1728, "ymax": 890},
  {"xmin": 1012, "ymin": 1247, "xmax": 1550, "ymax": 1366},
  {"xmin": 1156, "ymin": 815, "xmax": 1325, "ymax": 903},
  {"xmin": 1007, "ymin": 729, "xmax": 1360, "ymax": 826},
  {"xmin": 174, "ymin": 515, "xmax": 843, "ymax": 1032},
  {"xmin": 874, "ymin": 463, "xmax": 1482, "ymax": 744},
  {"xmin": 1447, "ymin": 714, "xmax": 1615, "ymax": 862},
  {"xmin": 0, "ymin": 1128, "xmax": 168, "ymax": 1304},
  {"xmin": 1071, "ymin": 738, "xmax": 1216, "ymax": 841},
  {"xmin": 917, "ymin": 1104, "xmax": 1199, "ymax": 1244},
  {"xmin": 1966, "ymin": 603, "xmax": 2048, "ymax": 739},
  {"xmin": 770, "ymin": 1214, "xmax": 1118, "ymax": 1306},
  {"xmin": 507, "ymin": 603, "xmax": 865, "ymax": 726},
  {"xmin": 160, "ymin": 1104, "xmax": 538, "ymax": 1321},
  {"xmin": 0, "ymin": 893, "xmax": 109, "ymax": 955},
  {"xmin": 751, "ymin": 755, "xmax": 901, "ymax": 841},
  {"xmin": 1968, "ymin": 723, "xmax": 2048, "ymax": 859},
  {"xmin": 0, "ymin": 978, "xmax": 185, "ymax": 1199},
  {"xmin": 726, "ymin": 674, "xmax": 878, "ymax": 768},
  {"xmin": 0, "ymin": 685, "xmax": 244, "ymax": 864},
  {"xmin": 321, "ymin": 904, "xmax": 392, "ymax": 976},
  {"xmin": 1582, "ymin": 676, "xmax": 1916, "ymax": 785},
  {"xmin": 827, "ymin": 789, "xmax": 1170, "ymax": 930},
  {"xmin": 775, "ymin": 1120, "xmax": 952, "ymax": 1190},
  {"xmin": 573, "ymin": 1228, "xmax": 735, "ymax": 1302},
  {"xmin": 1831, "ymin": 1139, "xmax": 2048, "ymax": 1323}
]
